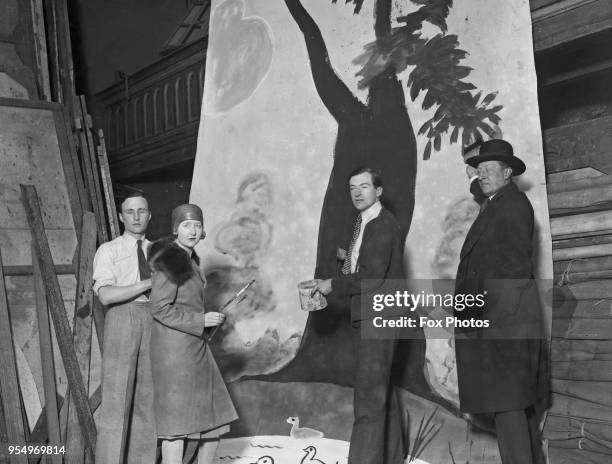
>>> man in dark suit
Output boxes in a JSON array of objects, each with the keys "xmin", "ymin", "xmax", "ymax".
[
  {"xmin": 311, "ymin": 167, "xmax": 404, "ymax": 464},
  {"xmin": 455, "ymin": 139, "xmax": 546, "ymax": 464}
]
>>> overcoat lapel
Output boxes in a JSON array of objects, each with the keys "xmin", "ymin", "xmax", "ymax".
[{"xmin": 459, "ymin": 182, "xmax": 517, "ymax": 260}]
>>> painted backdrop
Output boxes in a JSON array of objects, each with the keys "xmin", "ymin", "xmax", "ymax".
[{"xmin": 191, "ymin": 0, "xmax": 552, "ymax": 462}]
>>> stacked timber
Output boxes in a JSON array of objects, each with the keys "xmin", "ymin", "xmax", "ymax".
[{"xmin": 545, "ymin": 172, "xmax": 612, "ymax": 463}]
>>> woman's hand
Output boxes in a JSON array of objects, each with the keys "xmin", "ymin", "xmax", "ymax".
[{"xmin": 204, "ymin": 312, "xmax": 226, "ymax": 327}]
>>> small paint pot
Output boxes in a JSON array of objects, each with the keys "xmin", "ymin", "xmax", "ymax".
[{"xmin": 298, "ymin": 280, "xmax": 328, "ymax": 312}]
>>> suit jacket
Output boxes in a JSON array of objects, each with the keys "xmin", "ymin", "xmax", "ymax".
[
  {"xmin": 332, "ymin": 207, "xmax": 404, "ymax": 323},
  {"xmin": 454, "ymin": 181, "xmax": 545, "ymax": 413}
]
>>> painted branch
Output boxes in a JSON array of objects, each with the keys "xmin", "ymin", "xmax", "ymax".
[
  {"xmin": 374, "ymin": 0, "xmax": 392, "ymax": 39},
  {"xmin": 33, "ymin": 246, "xmax": 62, "ymax": 463},
  {"xmin": 553, "ymin": 243, "xmax": 612, "ymax": 261},
  {"xmin": 0, "ymin": 250, "xmax": 28, "ymax": 464},
  {"xmin": 20, "ymin": 185, "xmax": 97, "ymax": 454},
  {"xmin": 551, "ymin": 211, "xmax": 612, "ymax": 238}
]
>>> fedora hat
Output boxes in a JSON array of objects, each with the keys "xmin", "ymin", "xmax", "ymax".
[{"xmin": 466, "ymin": 139, "xmax": 526, "ymax": 176}]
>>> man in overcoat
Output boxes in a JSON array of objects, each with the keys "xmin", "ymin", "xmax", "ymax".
[
  {"xmin": 311, "ymin": 166, "xmax": 405, "ymax": 464},
  {"xmin": 454, "ymin": 139, "xmax": 547, "ymax": 464}
]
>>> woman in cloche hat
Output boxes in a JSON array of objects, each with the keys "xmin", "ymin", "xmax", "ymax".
[{"xmin": 147, "ymin": 204, "xmax": 238, "ymax": 464}]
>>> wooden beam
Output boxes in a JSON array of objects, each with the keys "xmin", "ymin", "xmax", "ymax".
[
  {"xmin": 553, "ymin": 243, "xmax": 612, "ymax": 261},
  {"xmin": 0, "ymin": 249, "xmax": 28, "ymax": 464},
  {"xmin": 97, "ymin": 129, "xmax": 120, "ymax": 239},
  {"xmin": 75, "ymin": 98, "xmax": 108, "ymax": 243},
  {"xmin": 29, "ymin": 387, "xmax": 101, "ymax": 449},
  {"xmin": 554, "ymin": 255, "xmax": 612, "ymax": 274},
  {"xmin": 29, "ymin": 0, "xmax": 52, "ymax": 101},
  {"xmin": 541, "ymin": 58, "xmax": 612, "ymax": 87},
  {"xmin": 66, "ymin": 213, "xmax": 96, "ymax": 463},
  {"xmin": 32, "ymin": 245, "xmax": 62, "ymax": 463},
  {"xmin": 92, "ymin": 296, "xmax": 105, "ymax": 357},
  {"xmin": 20, "ymin": 185, "xmax": 97, "ymax": 455},
  {"xmin": 2, "ymin": 264, "xmax": 74, "ymax": 276},
  {"xmin": 532, "ymin": 0, "xmax": 612, "ymax": 52},
  {"xmin": 544, "ymin": 116, "xmax": 612, "ymax": 175},
  {"xmin": 550, "ymin": 210, "xmax": 612, "ymax": 237}
]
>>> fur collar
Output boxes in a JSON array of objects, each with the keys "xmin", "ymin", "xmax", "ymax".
[{"xmin": 148, "ymin": 239, "xmax": 194, "ymax": 285}]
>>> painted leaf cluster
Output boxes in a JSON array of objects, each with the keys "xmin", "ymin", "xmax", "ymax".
[
  {"xmin": 332, "ymin": 0, "xmax": 365, "ymax": 14},
  {"xmin": 350, "ymin": 0, "xmax": 502, "ymax": 160},
  {"xmin": 409, "ymin": 34, "xmax": 502, "ymax": 160}
]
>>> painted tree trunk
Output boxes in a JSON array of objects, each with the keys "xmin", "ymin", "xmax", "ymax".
[{"xmin": 264, "ymin": 0, "xmax": 431, "ymax": 398}]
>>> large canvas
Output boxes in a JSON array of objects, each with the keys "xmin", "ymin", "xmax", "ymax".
[
  {"xmin": 0, "ymin": 99, "xmax": 80, "ymax": 430},
  {"xmin": 191, "ymin": 1, "xmax": 552, "ymax": 462}
]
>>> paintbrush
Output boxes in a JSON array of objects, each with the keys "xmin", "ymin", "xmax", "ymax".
[{"xmin": 207, "ymin": 279, "xmax": 255, "ymax": 342}]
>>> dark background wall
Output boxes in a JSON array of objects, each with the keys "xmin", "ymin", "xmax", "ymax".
[{"xmin": 71, "ymin": 0, "xmax": 189, "ymax": 95}]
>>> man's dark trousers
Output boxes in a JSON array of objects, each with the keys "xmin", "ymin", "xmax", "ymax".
[{"xmin": 349, "ymin": 322, "xmax": 403, "ymax": 464}]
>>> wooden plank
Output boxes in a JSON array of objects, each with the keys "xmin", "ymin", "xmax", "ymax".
[
  {"xmin": 61, "ymin": 109, "xmax": 92, "ymax": 213},
  {"xmin": 53, "ymin": 108, "xmax": 84, "ymax": 236},
  {"xmin": 552, "ymin": 339, "xmax": 612, "ymax": 362},
  {"xmin": 548, "ymin": 180, "xmax": 612, "ymax": 213},
  {"xmin": 20, "ymin": 185, "xmax": 97, "ymax": 455},
  {"xmin": 54, "ymin": 0, "xmax": 76, "ymax": 114},
  {"xmin": 75, "ymin": 118, "xmax": 107, "ymax": 243},
  {"xmin": 553, "ymin": 299, "xmax": 612, "ymax": 319},
  {"xmin": 32, "ymin": 245, "xmax": 62, "ymax": 463},
  {"xmin": 0, "ymin": 249, "xmax": 28, "ymax": 464},
  {"xmin": 29, "ymin": 388, "xmax": 101, "ymax": 448},
  {"xmin": 553, "ymin": 243, "xmax": 612, "ymax": 261},
  {"xmin": 66, "ymin": 213, "xmax": 96, "ymax": 463},
  {"xmin": 76, "ymin": 98, "xmax": 108, "ymax": 242},
  {"xmin": 552, "ymin": 360, "xmax": 612, "ymax": 381},
  {"xmin": 554, "ymin": 256, "xmax": 612, "ymax": 274},
  {"xmin": 554, "ymin": 234, "xmax": 612, "ymax": 250},
  {"xmin": 97, "ymin": 129, "xmax": 120, "ymax": 239},
  {"xmin": 43, "ymin": 0, "xmax": 61, "ymax": 102},
  {"xmin": 92, "ymin": 296, "xmax": 105, "ymax": 357},
  {"xmin": 551, "ymin": 211, "xmax": 612, "ymax": 238},
  {"xmin": 544, "ymin": 116, "xmax": 612, "ymax": 175},
  {"xmin": 553, "ymin": 317, "xmax": 612, "ymax": 340},
  {"xmin": 542, "ymin": 58, "xmax": 612, "ymax": 87},
  {"xmin": 554, "ymin": 269, "xmax": 612, "ymax": 283},
  {"xmin": 29, "ymin": 0, "xmax": 52, "ymax": 101},
  {"xmin": 564, "ymin": 280, "xmax": 612, "ymax": 300},
  {"xmin": 547, "ymin": 169, "xmax": 608, "ymax": 189},
  {"xmin": 532, "ymin": 0, "xmax": 612, "ymax": 52},
  {"xmin": 2, "ymin": 264, "xmax": 74, "ymax": 276}
]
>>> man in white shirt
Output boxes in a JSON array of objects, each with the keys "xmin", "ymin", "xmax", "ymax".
[
  {"xmin": 312, "ymin": 167, "xmax": 405, "ymax": 464},
  {"xmin": 93, "ymin": 193, "xmax": 156, "ymax": 464}
]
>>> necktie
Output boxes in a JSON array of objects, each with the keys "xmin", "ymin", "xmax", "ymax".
[
  {"xmin": 342, "ymin": 214, "xmax": 362, "ymax": 275},
  {"xmin": 137, "ymin": 239, "xmax": 151, "ymax": 280}
]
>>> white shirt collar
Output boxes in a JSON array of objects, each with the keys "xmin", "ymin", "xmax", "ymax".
[
  {"xmin": 360, "ymin": 200, "xmax": 382, "ymax": 222},
  {"xmin": 122, "ymin": 232, "xmax": 147, "ymax": 244}
]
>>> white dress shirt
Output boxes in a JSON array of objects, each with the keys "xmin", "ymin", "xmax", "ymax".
[
  {"xmin": 350, "ymin": 200, "xmax": 382, "ymax": 273},
  {"xmin": 92, "ymin": 233, "xmax": 151, "ymax": 302}
]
